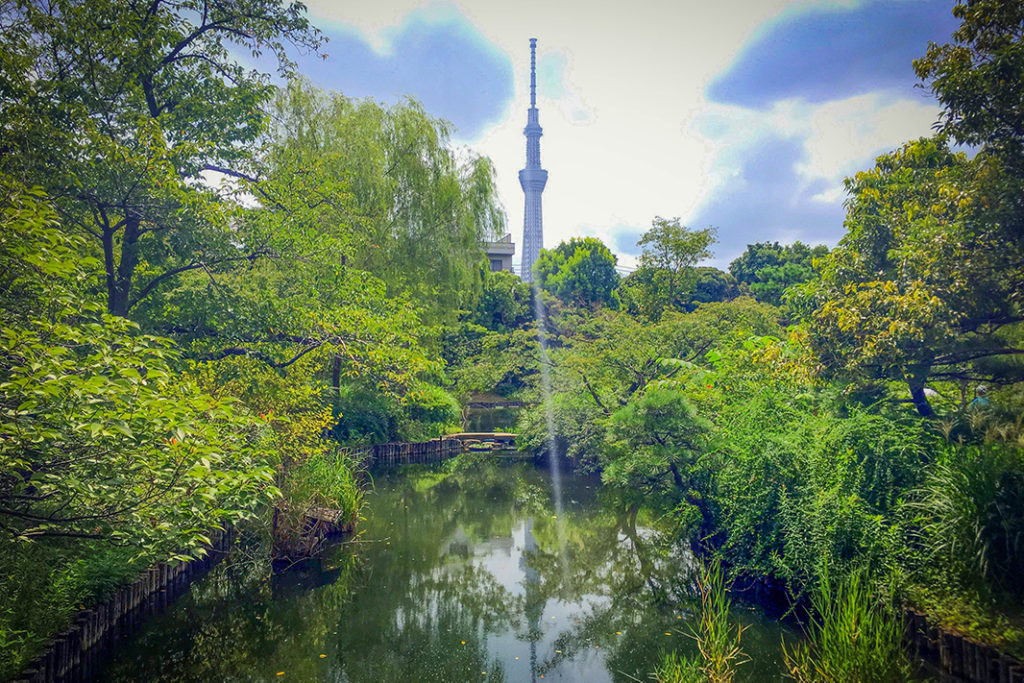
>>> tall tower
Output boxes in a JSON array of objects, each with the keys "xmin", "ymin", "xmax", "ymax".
[{"xmin": 519, "ymin": 38, "xmax": 548, "ymax": 282}]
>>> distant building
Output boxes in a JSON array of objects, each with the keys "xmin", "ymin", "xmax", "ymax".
[
  {"xmin": 485, "ymin": 233, "xmax": 516, "ymax": 273},
  {"xmin": 519, "ymin": 38, "xmax": 547, "ymax": 283}
]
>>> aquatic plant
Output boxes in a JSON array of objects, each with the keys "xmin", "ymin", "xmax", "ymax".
[
  {"xmin": 783, "ymin": 570, "xmax": 911, "ymax": 683},
  {"xmin": 909, "ymin": 445, "xmax": 1024, "ymax": 601},
  {"xmin": 653, "ymin": 558, "xmax": 747, "ymax": 683},
  {"xmin": 651, "ymin": 651, "xmax": 703, "ymax": 683}
]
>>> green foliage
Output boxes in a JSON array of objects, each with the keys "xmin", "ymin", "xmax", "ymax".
[
  {"xmin": 604, "ymin": 386, "xmax": 711, "ymax": 513},
  {"xmin": 914, "ymin": 0, "xmax": 1024, "ymax": 165},
  {"xmin": 0, "ymin": 177, "xmax": 277, "ymax": 676},
  {"xmin": 0, "ymin": 0, "xmax": 321, "ymax": 317},
  {"xmin": 266, "ymin": 80, "xmax": 504, "ymax": 319},
  {"xmin": 473, "ymin": 269, "xmax": 534, "ymax": 331},
  {"xmin": 909, "ymin": 445, "xmax": 1024, "ymax": 601},
  {"xmin": 330, "ymin": 383, "xmax": 400, "ymax": 445},
  {"xmin": 515, "ymin": 301, "xmax": 781, "ymax": 468},
  {"xmin": 802, "ymin": 137, "xmax": 1024, "ymax": 416},
  {"xmin": 443, "ymin": 324, "xmax": 539, "ymax": 401},
  {"xmin": 0, "ymin": 177, "xmax": 275, "ymax": 553},
  {"xmin": 691, "ymin": 268, "xmax": 740, "ymax": 307},
  {"xmin": 534, "ymin": 237, "xmax": 620, "ymax": 308},
  {"xmin": 399, "ymin": 383, "xmax": 461, "ymax": 441},
  {"xmin": 706, "ymin": 342, "xmax": 932, "ymax": 588},
  {"xmin": 329, "ymin": 380, "xmax": 459, "ymax": 444},
  {"xmin": 619, "ymin": 218, "xmax": 717, "ymax": 319},
  {"xmin": 728, "ymin": 241, "xmax": 828, "ymax": 307},
  {"xmin": 652, "ymin": 651, "xmax": 704, "ymax": 683},
  {"xmin": 783, "ymin": 571, "xmax": 912, "ymax": 683},
  {"xmin": 651, "ymin": 558, "xmax": 747, "ymax": 683},
  {"xmin": 691, "ymin": 558, "xmax": 747, "ymax": 682},
  {"xmin": 0, "ymin": 540, "xmax": 148, "ymax": 679},
  {"xmin": 273, "ymin": 448, "xmax": 363, "ymax": 557}
]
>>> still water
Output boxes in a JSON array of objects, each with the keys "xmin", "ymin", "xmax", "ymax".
[{"xmin": 99, "ymin": 457, "xmax": 791, "ymax": 682}]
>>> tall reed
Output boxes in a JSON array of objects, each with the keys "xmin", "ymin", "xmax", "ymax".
[
  {"xmin": 653, "ymin": 557, "xmax": 747, "ymax": 683},
  {"xmin": 783, "ymin": 570, "xmax": 911, "ymax": 682}
]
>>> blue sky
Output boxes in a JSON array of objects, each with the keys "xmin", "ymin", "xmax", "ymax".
[{"xmin": 296, "ymin": 0, "xmax": 961, "ymax": 269}]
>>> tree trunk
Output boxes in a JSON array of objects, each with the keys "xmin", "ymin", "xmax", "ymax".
[
  {"xmin": 108, "ymin": 215, "xmax": 141, "ymax": 317},
  {"xmin": 102, "ymin": 226, "xmax": 118, "ymax": 315},
  {"xmin": 331, "ymin": 354, "xmax": 342, "ymax": 393},
  {"xmin": 669, "ymin": 462, "xmax": 686, "ymax": 491},
  {"xmin": 908, "ymin": 373, "xmax": 935, "ymax": 417}
]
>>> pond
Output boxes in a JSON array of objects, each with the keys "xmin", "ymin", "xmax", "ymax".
[{"xmin": 98, "ymin": 456, "xmax": 793, "ymax": 682}]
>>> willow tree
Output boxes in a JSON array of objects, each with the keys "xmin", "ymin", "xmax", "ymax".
[
  {"xmin": 264, "ymin": 80, "xmax": 506, "ymax": 320},
  {"xmin": 0, "ymin": 0, "xmax": 321, "ymax": 317}
]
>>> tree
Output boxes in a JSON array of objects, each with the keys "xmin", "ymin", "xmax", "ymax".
[
  {"xmin": 473, "ymin": 268, "xmax": 534, "ymax": 331},
  {"xmin": 800, "ymin": 3, "xmax": 1024, "ymax": 417},
  {"xmin": 692, "ymin": 267, "xmax": 740, "ymax": 307},
  {"xmin": 604, "ymin": 385, "xmax": 711, "ymax": 507},
  {"xmin": 728, "ymin": 241, "xmax": 828, "ymax": 306},
  {"xmin": 0, "ymin": 0, "xmax": 321, "ymax": 317},
  {"xmin": 802, "ymin": 138, "xmax": 1024, "ymax": 416},
  {"xmin": 534, "ymin": 237, "xmax": 620, "ymax": 308},
  {"xmin": 914, "ymin": 0, "xmax": 1024, "ymax": 168},
  {"xmin": 264, "ymin": 80, "xmax": 505, "ymax": 319},
  {"xmin": 617, "ymin": 217, "xmax": 716, "ymax": 319},
  {"xmin": 0, "ymin": 176, "xmax": 274, "ymax": 552},
  {"xmin": 515, "ymin": 300, "xmax": 782, "ymax": 464}
]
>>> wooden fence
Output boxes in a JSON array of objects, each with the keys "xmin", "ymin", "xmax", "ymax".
[
  {"xmin": 343, "ymin": 437, "xmax": 463, "ymax": 468},
  {"xmin": 905, "ymin": 609, "xmax": 1024, "ymax": 683},
  {"xmin": 14, "ymin": 528, "xmax": 234, "ymax": 683}
]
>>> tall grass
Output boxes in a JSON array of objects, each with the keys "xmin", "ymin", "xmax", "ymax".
[
  {"xmin": 910, "ymin": 445, "xmax": 1024, "ymax": 600},
  {"xmin": 783, "ymin": 570, "xmax": 911, "ymax": 683},
  {"xmin": 651, "ymin": 651, "xmax": 703, "ymax": 683},
  {"xmin": 653, "ymin": 558, "xmax": 747, "ymax": 683},
  {"xmin": 273, "ymin": 448, "xmax": 364, "ymax": 559}
]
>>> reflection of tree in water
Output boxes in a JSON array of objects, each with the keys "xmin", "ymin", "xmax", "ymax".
[
  {"xmin": 101, "ymin": 543, "xmax": 365, "ymax": 682},
  {"xmin": 522, "ymin": 516, "xmax": 542, "ymax": 683},
  {"xmin": 102, "ymin": 460, "xmax": 788, "ymax": 682},
  {"xmin": 518, "ymin": 488, "xmax": 703, "ymax": 681}
]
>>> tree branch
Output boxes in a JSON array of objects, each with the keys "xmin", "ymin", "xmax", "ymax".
[
  {"xmin": 575, "ymin": 369, "xmax": 611, "ymax": 415},
  {"xmin": 932, "ymin": 347, "xmax": 1024, "ymax": 366},
  {"xmin": 195, "ymin": 341, "xmax": 325, "ymax": 368},
  {"xmin": 127, "ymin": 250, "xmax": 270, "ymax": 312}
]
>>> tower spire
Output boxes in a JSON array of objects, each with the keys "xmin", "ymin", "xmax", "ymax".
[
  {"xmin": 520, "ymin": 37, "xmax": 547, "ymax": 282},
  {"xmin": 529, "ymin": 37, "xmax": 537, "ymax": 108}
]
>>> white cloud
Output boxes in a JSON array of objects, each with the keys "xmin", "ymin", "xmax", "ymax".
[
  {"xmin": 303, "ymin": 0, "xmax": 945, "ymax": 267},
  {"xmin": 801, "ymin": 92, "xmax": 939, "ymax": 181}
]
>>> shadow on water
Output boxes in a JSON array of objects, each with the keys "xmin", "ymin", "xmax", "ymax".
[{"xmin": 96, "ymin": 458, "xmax": 793, "ymax": 682}]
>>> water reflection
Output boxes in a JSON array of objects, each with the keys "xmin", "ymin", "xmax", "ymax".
[{"xmin": 99, "ymin": 459, "xmax": 790, "ymax": 682}]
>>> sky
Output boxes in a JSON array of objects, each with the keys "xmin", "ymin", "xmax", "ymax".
[{"xmin": 291, "ymin": 0, "xmax": 961, "ymax": 270}]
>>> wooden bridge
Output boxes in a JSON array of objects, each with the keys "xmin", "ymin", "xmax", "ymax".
[{"xmin": 444, "ymin": 432, "xmax": 518, "ymax": 450}]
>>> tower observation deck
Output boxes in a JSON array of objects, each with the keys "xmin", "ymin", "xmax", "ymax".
[{"xmin": 519, "ymin": 38, "xmax": 548, "ymax": 282}]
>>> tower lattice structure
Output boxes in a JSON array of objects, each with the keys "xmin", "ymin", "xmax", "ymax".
[{"xmin": 519, "ymin": 38, "xmax": 547, "ymax": 282}]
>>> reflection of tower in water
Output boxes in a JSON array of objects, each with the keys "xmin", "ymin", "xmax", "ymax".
[{"xmin": 521, "ymin": 516, "xmax": 541, "ymax": 683}]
